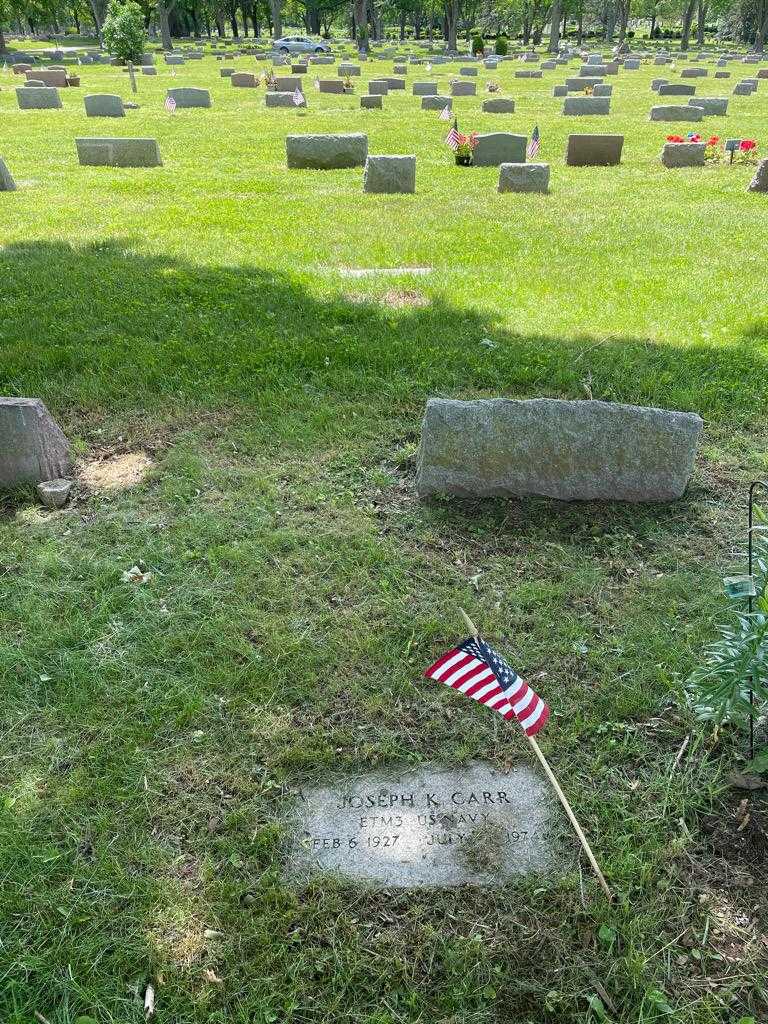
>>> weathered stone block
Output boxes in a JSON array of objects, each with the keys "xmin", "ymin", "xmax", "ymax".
[
  {"xmin": 0, "ymin": 398, "xmax": 71, "ymax": 488},
  {"xmin": 688, "ymin": 96, "xmax": 728, "ymax": 115},
  {"xmin": 27, "ymin": 68, "xmax": 67, "ymax": 87},
  {"xmin": 0, "ymin": 158, "xmax": 17, "ymax": 191},
  {"xmin": 421, "ymin": 95, "xmax": 451, "ymax": 110},
  {"xmin": 363, "ymin": 154, "xmax": 415, "ymax": 193},
  {"xmin": 563, "ymin": 96, "xmax": 610, "ymax": 115},
  {"xmin": 681, "ymin": 67, "xmax": 707, "ymax": 77},
  {"xmin": 75, "ymin": 137, "xmax": 162, "ymax": 167},
  {"xmin": 231, "ymin": 72, "xmax": 257, "ymax": 87},
  {"xmin": 566, "ymin": 76, "xmax": 603, "ymax": 90},
  {"xmin": 368, "ymin": 79, "xmax": 389, "ymax": 94},
  {"xmin": 451, "ymin": 80, "xmax": 477, "ymax": 96},
  {"xmin": 593, "ymin": 83, "xmax": 612, "ymax": 96},
  {"xmin": 360, "ymin": 94, "xmax": 382, "ymax": 108},
  {"xmin": 84, "ymin": 93, "xmax": 125, "ymax": 117},
  {"xmin": 265, "ymin": 90, "xmax": 303, "ymax": 107},
  {"xmin": 460, "ymin": 66, "xmax": 478, "ymax": 76},
  {"xmin": 16, "ymin": 86, "xmax": 62, "ymax": 110},
  {"xmin": 385, "ymin": 77, "xmax": 406, "ymax": 89},
  {"xmin": 318, "ymin": 79, "xmax": 345, "ymax": 93},
  {"xmin": 482, "ymin": 97, "xmax": 515, "ymax": 113},
  {"xmin": 658, "ymin": 83, "xmax": 697, "ymax": 95},
  {"xmin": 472, "ymin": 132, "xmax": 527, "ymax": 167},
  {"xmin": 412, "ymin": 81, "xmax": 438, "ymax": 95},
  {"xmin": 650, "ymin": 104, "xmax": 703, "ymax": 121},
  {"xmin": 552, "ymin": 85, "xmax": 567, "ymax": 97},
  {"xmin": 748, "ymin": 158, "xmax": 768, "ymax": 192},
  {"xmin": 416, "ymin": 398, "xmax": 702, "ymax": 502},
  {"xmin": 273, "ymin": 76, "xmax": 301, "ymax": 91},
  {"xmin": 286, "ymin": 132, "xmax": 368, "ymax": 169},
  {"xmin": 338, "ymin": 64, "xmax": 361, "ymax": 76},
  {"xmin": 661, "ymin": 141, "xmax": 706, "ymax": 167},
  {"xmin": 565, "ymin": 133, "xmax": 624, "ymax": 166},
  {"xmin": 498, "ymin": 162, "xmax": 549, "ymax": 193}
]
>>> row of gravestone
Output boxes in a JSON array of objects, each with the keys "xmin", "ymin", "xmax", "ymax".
[{"xmin": 5, "ymin": 132, "xmax": 765, "ymax": 191}]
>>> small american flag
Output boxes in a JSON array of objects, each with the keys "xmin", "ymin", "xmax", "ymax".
[
  {"xmin": 425, "ymin": 635, "xmax": 550, "ymax": 737},
  {"xmin": 438, "ymin": 104, "xmax": 452, "ymax": 122},
  {"xmin": 292, "ymin": 86, "xmax": 305, "ymax": 106},
  {"xmin": 527, "ymin": 125, "xmax": 540, "ymax": 159},
  {"xmin": 165, "ymin": 96, "xmax": 176, "ymax": 113},
  {"xmin": 445, "ymin": 119, "xmax": 460, "ymax": 151}
]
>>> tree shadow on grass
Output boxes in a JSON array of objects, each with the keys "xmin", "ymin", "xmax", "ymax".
[{"xmin": 1, "ymin": 238, "xmax": 766, "ymax": 433}]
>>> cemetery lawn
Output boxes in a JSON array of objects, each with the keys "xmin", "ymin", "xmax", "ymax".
[{"xmin": 2, "ymin": 52, "xmax": 768, "ymax": 1024}]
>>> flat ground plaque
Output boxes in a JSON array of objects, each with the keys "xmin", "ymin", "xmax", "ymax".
[{"xmin": 288, "ymin": 761, "xmax": 565, "ymax": 887}]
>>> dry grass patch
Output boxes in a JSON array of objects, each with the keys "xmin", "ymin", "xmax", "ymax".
[{"xmin": 79, "ymin": 451, "xmax": 154, "ymax": 492}]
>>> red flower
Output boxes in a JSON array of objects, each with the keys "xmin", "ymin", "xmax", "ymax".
[
  {"xmin": 707, "ymin": 136, "xmax": 720, "ymax": 147},
  {"xmin": 740, "ymin": 139, "xmax": 757, "ymax": 151},
  {"xmin": 666, "ymin": 134, "xmax": 684, "ymax": 143},
  {"xmin": 689, "ymin": 133, "xmax": 701, "ymax": 143}
]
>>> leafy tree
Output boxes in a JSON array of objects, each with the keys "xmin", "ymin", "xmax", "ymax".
[{"xmin": 102, "ymin": 0, "xmax": 146, "ymax": 59}]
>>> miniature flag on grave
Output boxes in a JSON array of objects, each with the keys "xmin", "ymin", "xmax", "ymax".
[
  {"xmin": 165, "ymin": 96, "xmax": 177, "ymax": 113},
  {"xmin": 292, "ymin": 86, "xmax": 305, "ymax": 106},
  {"xmin": 439, "ymin": 104, "xmax": 452, "ymax": 122},
  {"xmin": 527, "ymin": 125, "xmax": 541, "ymax": 159},
  {"xmin": 445, "ymin": 119, "xmax": 460, "ymax": 150},
  {"xmin": 425, "ymin": 635, "xmax": 549, "ymax": 736}
]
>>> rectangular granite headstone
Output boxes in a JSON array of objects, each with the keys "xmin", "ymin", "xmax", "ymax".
[
  {"xmin": 416, "ymin": 398, "xmax": 702, "ymax": 502},
  {"xmin": 288, "ymin": 761, "xmax": 562, "ymax": 887}
]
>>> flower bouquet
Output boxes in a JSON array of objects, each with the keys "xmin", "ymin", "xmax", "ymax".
[
  {"xmin": 454, "ymin": 131, "xmax": 479, "ymax": 165},
  {"xmin": 737, "ymin": 139, "xmax": 758, "ymax": 164}
]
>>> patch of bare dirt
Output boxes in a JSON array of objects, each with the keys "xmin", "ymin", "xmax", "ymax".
[
  {"xmin": 79, "ymin": 451, "xmax": 153, "ymax": 492},
  {"xmin": 381, "ymin": 288, "xmax": 430, "ymax": 309}
]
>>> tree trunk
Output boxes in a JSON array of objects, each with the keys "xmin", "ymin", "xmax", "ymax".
[
  {"xmin": 548, "ymin": 0, "xmax": 562, "ymax": 51},
  {"xmin": 215, "ymin": 7, "xmax": 226, "ymax": 37},
  {"xmin": 158, "ymin": 0, "xmax": 177, "ymax": 50},
  {"xmin": 0, "ymin": 26, "xmax": 6, "ymax": 53},
  {"xmin": 650, "ymin": 10, "xmax": 656, "ymax": 37},
  {"xmin": 577, "ymin": 9, "xmax": 583, "ymax": 44},
  {"xmin": 680, "ymin": 0, "xmax": 696, "ymax": 49},
  {"xmin": 604, "ymin": 4, "xmax": 616, "ymax": 41},
  {"xmin": 240, "ymin": 1, "xmax": 249, "ymax": 36},
  {"xmin": 444, "ymin": 0, "xmax": 458, "ymax": 50},
  {"xmin": 618, "ymin": 0, "xmax": 630, "ymax": 41},
  {"xmin": 696, "ymin": 0, "xmax": 707, "ymax": 45},
  {"xmin": 88, "ymin": 0, "xmax": 107, "ymax": 35},
  {"xmin": 229, "ymin": 2, "xmax": 239, "ymax": 36},
  {"xmin": 755, "ymin": 3, "xmax": 768, "ymax": 51},
  {"xmin": 353, "ymin": 0, "xmax": 367, "ymax": 49},
  {"xmin": 270, "ymin": 0, "xmax": 282, "ymax": 38},
  {"xmin": 399, "ymin": 9, "xmax": 406, "ymax": 40}
]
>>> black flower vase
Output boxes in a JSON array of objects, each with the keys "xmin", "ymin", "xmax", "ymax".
[{"xmin": 455, "ymin": 153, "xmax": 472, "ymax": 167}]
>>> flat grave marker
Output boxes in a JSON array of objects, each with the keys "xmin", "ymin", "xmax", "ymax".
[{"xmin": 288, "ymin": 761, "xmax": 564, "ymax": 888}]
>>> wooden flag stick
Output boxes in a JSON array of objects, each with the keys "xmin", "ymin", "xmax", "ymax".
[{"xmin": 459, "ymin": 607, "xmax": 613, "ymax": 902}]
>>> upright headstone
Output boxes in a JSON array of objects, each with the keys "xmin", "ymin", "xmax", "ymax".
[
  {"xmin": 0, "ymin": 398, "xmax": 71, "ymax": 487},
  {"xmin": 84, "ymin": 94, "xmax": 125, "ymax": 117},
  {"xmin": 748, "ymin": 158, "xmax": 768, "ymax": 192},
  {"xmin": 416, "ymin": 398, "xmax": 702, "ymax": 502},
  {"xmin": 0, "ymin": 158, "xmax": 17, "ymax": 191},
  {"xmin": 362, "ymin": 155, "xmax": 416, "ymax": 194}
]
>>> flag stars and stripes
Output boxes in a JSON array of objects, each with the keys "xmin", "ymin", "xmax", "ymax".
[{"xmin": 425, "ymin": 635, "xmax": 549, "ymax": 737}]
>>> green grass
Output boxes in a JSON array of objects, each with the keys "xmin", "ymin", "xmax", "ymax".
[{"xmin": 1, "ymin": 48, "xmax": 767, "ymax": 1024}]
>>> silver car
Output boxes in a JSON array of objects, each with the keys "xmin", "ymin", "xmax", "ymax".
[{"xmin": 273, "ymin": 36, "xmax": 331, "ymax": 55}]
